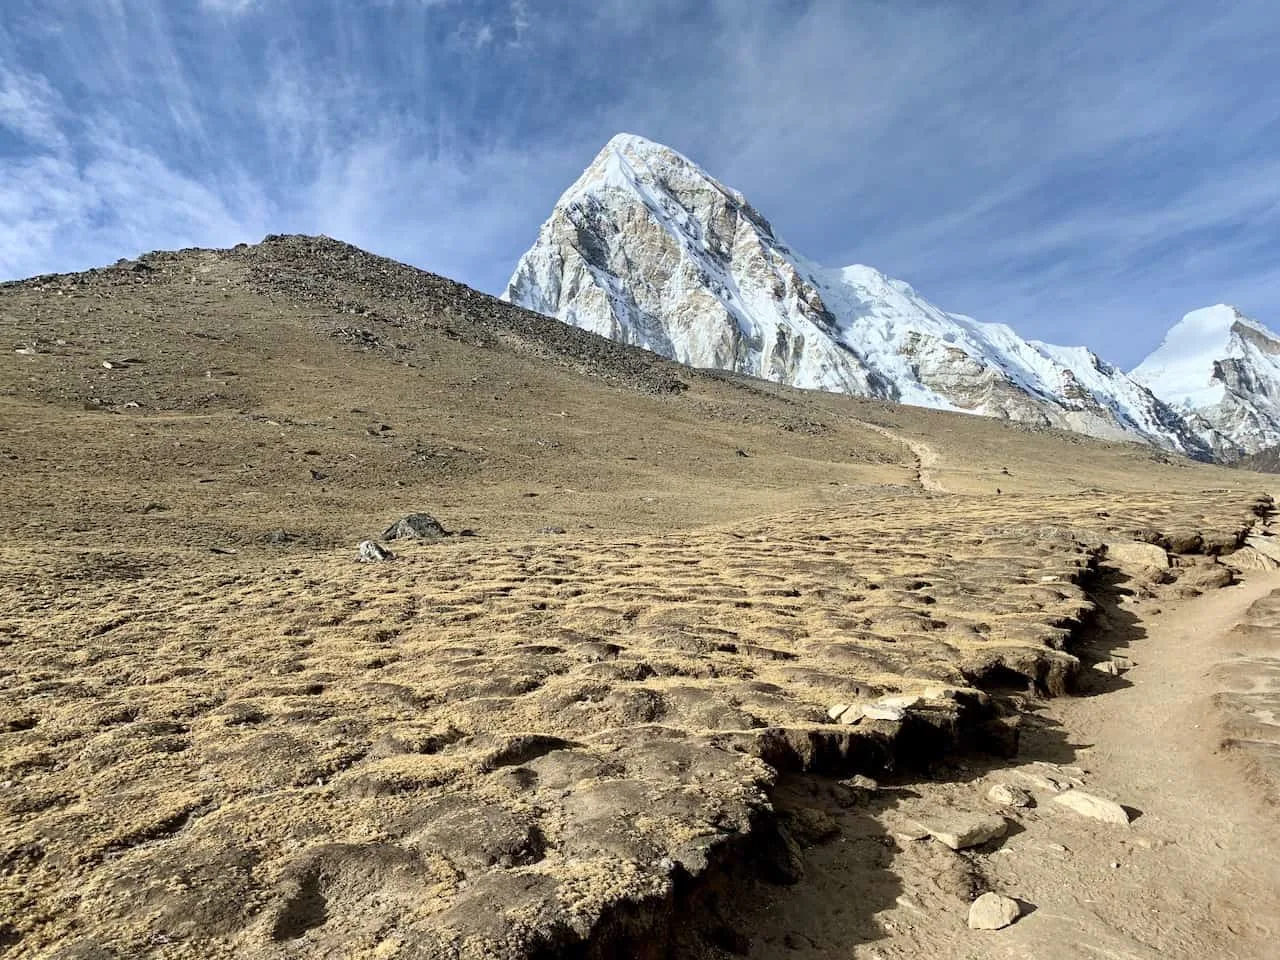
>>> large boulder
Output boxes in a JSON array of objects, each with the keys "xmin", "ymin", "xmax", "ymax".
[
  {"xmin": 1105, "ymin": 541, "xmax": 1169, "ymax": 569},
  {"xmin": 382, "ymin": 513, "xmax": 449, "ymax": 541}
]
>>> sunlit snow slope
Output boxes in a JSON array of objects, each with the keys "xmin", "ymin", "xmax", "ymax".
[
  {"xmin": 504, "ymin": 134, "xmax": 1210, "ymax": 458},
  {"xmin": 1133, "ymin": 304, "xmax": 1280, "ymax": 457}
]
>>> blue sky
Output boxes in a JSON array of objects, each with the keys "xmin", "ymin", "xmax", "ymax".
[{"xmin": 2, "ymin": 0, "xmax": 1277, "ymax": 367}]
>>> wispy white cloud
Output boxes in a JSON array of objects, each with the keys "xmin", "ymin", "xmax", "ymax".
[
  {"xmin": 199, "ymin": 0, "xmax": 259, "ymax": 14},
  {"xmin": 0, "ymin": 0, "xmax": 1277, "ymax": 368},
  {"xmin": 0, "ymin": 67, "xmax": 69, "ymax": 151}
]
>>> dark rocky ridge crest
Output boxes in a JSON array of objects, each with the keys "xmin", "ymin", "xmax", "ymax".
[{"xmin": 235, "ymin": 234, "xmax": 691, "ymax": 396}]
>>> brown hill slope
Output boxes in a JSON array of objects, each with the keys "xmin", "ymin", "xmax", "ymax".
[{"xmin": 0, "ymin": 236, "xmax": 1275, "ymax": 958}]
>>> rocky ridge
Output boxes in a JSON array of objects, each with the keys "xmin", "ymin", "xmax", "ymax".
[{"xmin": 503, "ymin": 134, "xmax": 1220, "ymax": 459}]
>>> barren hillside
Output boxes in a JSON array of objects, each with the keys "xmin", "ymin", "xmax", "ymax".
[{"xmin": 2, "ymin": 237, "xmax": 1277, "ymax": 959}]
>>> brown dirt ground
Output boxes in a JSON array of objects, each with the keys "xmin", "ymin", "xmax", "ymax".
[{"xmin": 2, "ymin": 237, "xmax": 1278, "ymax": 959}]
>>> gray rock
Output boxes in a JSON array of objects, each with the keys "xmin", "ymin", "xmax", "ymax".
[
  {"xmin": 914, "ymin": 812, "xmax": 1007, "ymax": 850},
  {"xmin": 358, "ymin": 540, "xmax": 395, "ymax": 562},
  {"xmin": 967, "ymin": 892, "xmax": 1021, "ymax": 930},
  {"xmin": 985, "ymin": 783, "xmax": 1033, "ymax": 808},
  {"xmin": 1051, "ymin": 789, "xmax": 1130, "ymax": 826},
  {"xmin": 889, "ymin": 820, "xmax": 931, "ymax": 843},
  {"xmin": 1236, "ymin": 539, "xmax": 1280, "ymax": 569},
  {"xmin": 875, "ymin": 694, "xmax": 922, "ymax": 710},
  {"xmin": 861, "ymin": 703, "xmax": 906, "ymax": 722},
  {"xmin": 382, "ymin": 513, "xmax": 449, "ymax": 541},
  {"xmin": 1106, "ymin": 541, "xmax": 1170, "ymax": 569}
]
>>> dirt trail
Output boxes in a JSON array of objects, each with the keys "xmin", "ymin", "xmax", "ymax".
[
  {"xmin": 717, "ymin": 571, "xmax": 1280, "ymax": 960},
  {"xmin": 853, "ymin": 420, "xmax": 948, "ymax": 493}
]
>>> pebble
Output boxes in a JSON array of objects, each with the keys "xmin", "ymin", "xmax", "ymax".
[
  {"xmin": 967, "ymin": 892, "xmax": 1021, "ymax": 930},
  {"xmin": 1051, "ymin": 789, "xmax": 1131, "ymax": 826}
]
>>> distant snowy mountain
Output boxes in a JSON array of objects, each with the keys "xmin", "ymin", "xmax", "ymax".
[
  {"xmin": 503, "ymin": 134, "xmax": 1211, "ymax": 458},
  {"xmin": 1132, "ymin": 304, "xmax": 1280, "ymax": 458}
]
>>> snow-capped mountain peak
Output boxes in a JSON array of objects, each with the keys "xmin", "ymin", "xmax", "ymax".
[
  {"xmin": 1132, "ymin": 305, "xmax": 1280, "ymax": 456},
  {"xmin": 503, "ymin": 133, "xmax": 1215, "ymax": 458}
]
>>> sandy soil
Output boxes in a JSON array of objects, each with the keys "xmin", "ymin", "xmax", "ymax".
[
  {"xmin": 3, "ymin": 237, "xmax": 1279, "ymax": 959},
  {"xmin": 716, "ymin": 567, "xmax": 1280, "ymax": 960}
]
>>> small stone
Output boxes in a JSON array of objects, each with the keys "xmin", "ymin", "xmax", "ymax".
[
  {"xmin": 861, "ymin": 704, "xmax": 906, "ymax": 722},
  {"xmin": 538, "ymin": 526, "xmax": 567, "ymax": 535},
  {"xmin": 1051, "ymin": 789, "xmax": 1130, "ymax": 826},
  {"xmin": 967, "ymin": 892, "xmax": 1021, "ymax": 930},
  {"xmin": 915, "ymin": 812, "xmax": 1007, "ymax": 850},
  {"xmin": 826, "ymin": 703, "xmax": 850, "ymax": 721},
  {"xmin": 875, "ymin": 694, "xmax": 921, "ymax": 710},
  {"xmin": 358, "ymin": 540, "xmax": 395, "ymax": 563},
  {"xmin": 1092, "ymin": 660, "xmax": 1120, "ymax": 676},
  {"xmin": 985, "ymin": 783, "xmax": 1033, "ymax": 808}
]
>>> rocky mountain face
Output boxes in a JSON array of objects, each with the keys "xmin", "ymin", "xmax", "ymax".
[
  {"xmin": 1132, "ymin": 305, "xmax": 1280, "ymax": 459},
  {"xmin": 503, "ymin": 134, "xmax": 1215, "ymax": 459}
]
